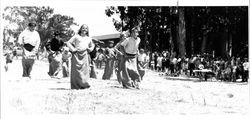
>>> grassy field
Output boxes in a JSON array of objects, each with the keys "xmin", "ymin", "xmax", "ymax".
[{"xmin": 1, "ymin": 58, "xmax": 249, "ymax": 118}]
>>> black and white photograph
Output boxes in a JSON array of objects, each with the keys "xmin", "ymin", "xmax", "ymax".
[{"xmin": 0, "ymin": 0, "xmax": 249, "ymax": 119}]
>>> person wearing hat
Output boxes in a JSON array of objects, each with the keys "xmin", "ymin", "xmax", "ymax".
[
  {"xmin": 102, "ymin": 40, "xmax": 116, "ymax": 80},
  {"xmin": 120, "ymin": 27, "xmax": 141, "ymax": 89},
  {"xmin": 18, "ymin": 21, "xmax": 40, "ymax": 79},
  {"xmin": 47, "ymin": 31, "xmax": 64, "ymax": 78}
]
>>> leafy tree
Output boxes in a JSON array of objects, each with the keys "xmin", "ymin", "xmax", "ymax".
[
  {"xmin": 106, "ymin": 6, "xmax": 248, "ymax": 58},
  {"xmin": 105, "ymin": 6, "xmax": 184, "ymax": 56},
  {"xmin": 185, "ymin": 7, "xmax": 248, "ymax": 57},
  {"xmin": 2, "ymin": 6, "xmax": 77, "ymax": 49}
]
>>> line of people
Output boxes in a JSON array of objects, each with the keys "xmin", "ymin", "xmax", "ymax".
[
  {"xmin": 45, "ymin": 25, "xmax": 145, "ymax": 89},
  {"xmin": 7, "ymin": 20, "xmax": 247, "ymax": 92},
  {"xmin": 144, "ymin": 50, "xmax": 248, "ymax": 82},
  {"xmin": 11, "ymin": 20, "xmax": 145, "ymax": 90}
]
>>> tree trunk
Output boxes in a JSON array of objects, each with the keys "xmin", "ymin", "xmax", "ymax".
[
  {"xmin": 157, "ymin": 29, "xmax": 160, "ymax": 51},
  {"xmin": 221, "ymin": 28, "xmax": 228, "ymax": 57},
  {"xmin": 190, "ymin": 14, "xmax": 195, "ymax": 55},
  {"xmin": 149, "ymin": 31, "xmax": 152, "ymax": 51},
  {"xmin": 144, "ymin": 27, "xmax": 147, "ymax": 50},
  {"xmin": 169, "ymin": 24, "xmax": 174, "ymax": 54},
  {"xmin": 169, "ymin": 8, "xmax": 174, "ymax": 54},
  {"xmin": 201, "ymin": 33, "xmax": 207, "ymax": 53},
  {"xmin": 177, "ymin": 8, "xmax": 186, "ymax": 58},
  {"xmin": 228, "ymin": 33, "xmax": 232, "ymax": 57}
]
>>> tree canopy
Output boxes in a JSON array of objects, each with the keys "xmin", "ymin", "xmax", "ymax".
[
  {"xmin": 105, "ymin": 6, "xmax": 248, "ymax": 58},
  {"xmin": 2, "ymin": 6, "xmax": 77, "ymax": 49}
]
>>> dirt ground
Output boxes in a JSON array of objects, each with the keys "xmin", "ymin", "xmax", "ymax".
[{"xmin": 1, "ymin": 58, "xmax": 249, "ymax": 118}]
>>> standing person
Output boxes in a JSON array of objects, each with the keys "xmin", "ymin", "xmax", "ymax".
[
  {"xmin": 169, "ymin": 57, "xmax": 174, "ymax": 76},
  {"xmin": 13, "ymin": 46, "xmax": 18, "ymax": 59},
  {"xmin": 120, "ymin": 27, "xmax": 141, "ymax": 89},
  {"xmin": 242, "ymin": 58, "xmax": 249, "ymax": 82},
  {"xmin": 96, "ymin": 49, "xmax": 104, "ymax": 68},
  {"xmin": 235, "ymin": 57, "xmax": 242, "ymax": 79},
  {"xmin": 137, "ymin": 48, "xmax": 147, "ymax": 80},
  {"xmin": 18, "ymin": 21, "xmax": 40, "ymax": 79},
  {"xmin": 162, "ymin": 51, "xmax": 167, "ymax": 72},
  {"xmin": 231, "ymin": 61, "xmax": 237, "ymax": 82},
  {"xmin": 165, "ymin": 52, "xmax": 171, "ymax": 75},
  {"xmin": 89, "ymin": 39, "xmax": 97, "ymax": 79},
  {"xmin": 4, "ymin": 47, "xmax": 14, "ymax": 72},
  {"xmin": 102, "ymin": 41, "xmax": 116, "ymax": 80},
  {"xmin": 114, "ymin": 32, "xmax": 127, "ymax": 84},
  {"xmin": 157, "ymin": 53, "xmax": 163, "ymax": 72},
  {"xmin": 47, "ymin": 31, "xmax": 64, "ymax": 78},
  {"xmin": 62, "ymin": 46, "xmax": 71, "ymax": 78},
  {"xmin": 66, "ymin": 24, "xmax": 95, "ymax": 89},
  {"xmin": 154, "ymin": 51, "xmax": 158, "ymax": 70},
  {"xmin": 145, "ymin": 51, "xmax": 150, "ymax": 69},
  {"xmin": 150, "ymin": 52, "xmax": 155, "ymax": 70},
  {"xmin": 188, "ymin": 56, "xmax": 195, "ymax": 77},
  {"xmin": 172, "ymin": 56, "xmax": 178, "ymax": 76}
]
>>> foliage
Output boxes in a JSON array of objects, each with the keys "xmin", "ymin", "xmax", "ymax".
[
  {"xmin": 2, "ymin": 6, "xmax": 77, "ymax": 48},
  {"xmin": 105, "ymin": 6, "xmax": 248, "ymax": 57}
]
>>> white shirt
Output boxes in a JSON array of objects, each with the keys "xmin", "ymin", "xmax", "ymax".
[
  {"xmin": 67, "ymin": 35, "xmax": 94, "ymax": 52},
  {"xmin": 243, "ymin": 62, "xmax": 249, "ymax": 71},
  {"xmin": 145, "ymin": 55, "xmax": 150, "ymax": 62},
  {"xmin": 199, "ymin": 64, "xmax": 204, "ymax": 69},
  {"xmin": 18, "ymin": 29, "xmax": 40, "ymax": 57},
  {"xmin": 138, "ymin": 53, "xmax": 146, "ymax": 62},
  {"xmin": 121, "ymin": 37, "xmax": 140, "ymax": 54},
  {"xmin": 157, "ymin": 56, "xmax": 163, "ymax": 67},
  {"xmin": 18, "ymin": 29, "xmax": 40, "ymax": 49},
  {"xmin": 172, "ymin": 58, "xmax": 177, "ymax": 64}
]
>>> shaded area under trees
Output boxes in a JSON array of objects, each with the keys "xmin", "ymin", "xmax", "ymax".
[{"xmin": 105, "ymin": 6, "xmax": 248, "ymax": 58}]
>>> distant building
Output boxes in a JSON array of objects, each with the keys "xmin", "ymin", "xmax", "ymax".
[{"xmin": 92, "ymin": 33, "xmax": 120, "ymax": 47}]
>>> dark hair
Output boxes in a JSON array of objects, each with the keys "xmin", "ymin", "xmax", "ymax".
[
  {"xmin": 78, "ymin": 24, "xmax": 89, "ymax": 36},
  {"xmin": 28, "ymin": 23, "xmax": 36, "ymax": 27},
  {"xmin": 130, "ymin": 26, "xmax": 140, "ymax": 34},
  {"xmin": 54, "ymin": 31, "xmax": 60, "ymax": 36}
]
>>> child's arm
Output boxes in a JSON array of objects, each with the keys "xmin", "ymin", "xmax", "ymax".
[{"xmin": 66, "ymin": 36, "xmax": 77, "ymax": 53}]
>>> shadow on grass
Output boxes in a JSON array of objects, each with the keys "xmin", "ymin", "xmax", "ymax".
[
  {"xmin": 49, "ymin": 88, "xmax": 71, "ymax": 90},
  {"xmin": 110, "ymin": 85, "xmax": 123, "ymax": 89},
  {"xmin": 110, "ymin": 85, "xmax": 143, "ymax": 91},
  {"xmin": 110, "ymin": 85, "xmax": 137, "ymax": 90},
  {"xmin": 56, "ymin": 81, "xmax": 70, "ymax": 84},
  {"xmin": 165, "ymin": 76, "xmax": 201, "ymax": 82}
]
